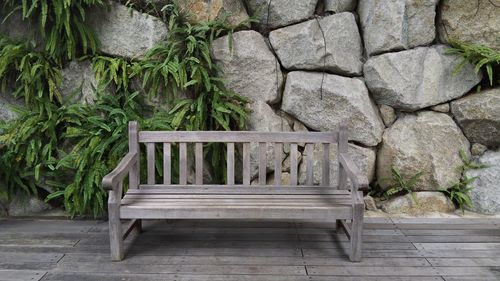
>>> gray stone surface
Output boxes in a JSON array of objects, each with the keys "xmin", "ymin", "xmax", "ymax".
[
  {"xmin": 178, "ymin": 0, "xmax": 249, "ymax": 27},
  {"xmin": 269, "ymin": 13, "xmax": 363, "ymax": 76},
  {"xmin": 438, "ymin": 0, "xmax": 500, "ymax": 51},
  {"xmin": 0, "ymin": 91, "xmax": 23, "ymax": 122},
  {"xmin": 451, "ymin": 89, "xmax": 500, "ymax": 148},
  {"xmin": 364, "ymin": 45, "xmax": 482, "ymax": 111},
  {"xmin": 245, "ymin": 0, "xmax": 318, "ymax": 30},
  {"xmin": 358, "ymin": 0, "xmax": 439, "ymax": 56},
  {"xmin": 471, "ymin": 143, "xmax": 488, "ymax": 157},
  {"xmin": 60, "ymin": 60, "xmax": 97, "ymax": 104},
  {"xmin": 466, "ymin": 149, "xmax": 500, "ymax": 214},
  {"xmin": 377, "ymin": 111, "xmax": 471, "ymax": 191},
  {"xmin": 246, "ymin": 101, "xmax": 292, "ymax": 179},
  {"xmin": 379, "ymin": 105, "xmax": 396, "ymax": 127},
  {"xmin": 211, "ymin": 30, "xmax": 283, "ymax": 104},
  {"xmin": 282, "ymin": 71, "xmax": 384, "ymax": 146},
  {"xmin": 324, "ymin": 0, "xmax": 357, "ymax": 13},
  {"xmin": 87, "ymin": 2, "xmax": 168, "ymax": 59},
  {"xmin": 8, "ymin": 193, "xmax": 52, "ymax": 217},
  {"xmin": 431, "ymin": 103, "xmax": 450, "ymax": 113},
  {"xmin": 0, "ymin": 10, "xmax": 37, "ymax": 42},
  {"xmin": 381, "ymin": 192, "xmax": 455, "ymax": 214},
  {"xmin": 364, "ymin": 195, "xmax": 378, "ymax": 211},
  {"xmin": 298, "ymin": 143, "xmax": 376, "ymax": 186}
]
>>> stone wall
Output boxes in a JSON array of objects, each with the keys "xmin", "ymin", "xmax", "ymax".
[{"xmin": 1, "ymin": 0, "xmax": 499, "ymax": 215}]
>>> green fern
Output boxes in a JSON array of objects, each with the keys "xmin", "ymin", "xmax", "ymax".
[{"xmin": 382, "ymin": 167, "xmax": 423, "ymax": 205}]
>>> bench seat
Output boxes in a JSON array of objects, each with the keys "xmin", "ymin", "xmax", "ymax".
[{"xmin": 120, "ymin": 187, "xmax": 354, "ymax": 220}]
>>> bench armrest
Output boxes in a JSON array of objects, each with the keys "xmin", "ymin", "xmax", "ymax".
[
  {"xmin": 339, "ymin": 152, "xmax": 369, "ymax": 192},
  {"xmin": 102, "ymin": 152, "xmax": 138, "ymax": 190}
]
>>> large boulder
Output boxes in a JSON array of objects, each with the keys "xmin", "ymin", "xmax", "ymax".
[
  {"xmin": 0, "ymin": 92, "xmax": 23, "ymax": 122},
  {"xmin": 87, "ymin": 2, "xmax": 168, "ymax": 59},
  {"xmin": 358, "ymin": 0, "xmax": 439, "ymax": 56},
  {"xmin": 0, "ymin": 10, "xmax": 37, "ymax": 42},
  {"xmin": 381, "ymin": 192, "xmax": 455, "ymax": 214},
  {"xmin": 324, "ymin": 0, "xmax": 357, "ymax": 13},
  {"xmin": 281, "ymin": 71, "xmax": 384, "ymax": 146},
  {"xmin": 245, "ymin": 0, "xmax": 318, "ymax": 30},
  {"xmin": 245, "ymin": 101, "xmax": 292, "ymax": 179},
  {"xmin": 178, "ymin": 0, "xmax": 249, "ymax": 27},
  {"xmin": 298, "ymin": 143, "xmax": 376, "ymax": 186},
  {"xmin": 438, "ymin": 0, "xmax": 500, "ymax": 51},
  {"xmin": 377, "ymin": 111, "xmax": 471, "ymax": 191},
  {"xmin": 364, "ymin": 45, "xmax": 482, "ymax": 111},
  {"xmin": 466, "ymin": 149, "xmax": 500, "ymax": 215},
  {"xmin": 269, "ymin": 13, "xmax": 363, "ymax": 76},
  {"xmin": 60, "ymin": 60, "xmax": 98, "ymax": 104},
  {"xmin": 451, "ymin": 89, "xmax": 500, "ymax": 148},
  {"xmin": 211, "ymin": 30, "xmax": 283, "ymax": 104}
]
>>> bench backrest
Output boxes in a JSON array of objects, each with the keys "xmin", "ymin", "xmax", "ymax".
[{"xmin": 128, "ymin": 121, "xmax": 348, "ymax": 189}]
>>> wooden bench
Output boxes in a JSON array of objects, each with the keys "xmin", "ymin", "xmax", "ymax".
[{"xmin": 103, "ymin": 121, "xmax": 368, "ymax": 262}]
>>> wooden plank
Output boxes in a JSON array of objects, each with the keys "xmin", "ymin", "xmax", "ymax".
[
  {"xmin": 242, "ymin": 143, "xmax": 251, "ymax": 185},
  {"xmin": 42, "ymin": 273, "xmax": 310, "ymax": 281},
  {"xmin": 428, "ymin": 257, "xmax": 500, "ymax": 267},
  {"xmin": 321, "ymin": 143, "xmax": 330, "ymax": 187},
  {"xmin": 179, "ymin": 142, "xmax": 187, "ymax": 185},
  {"xmin": 414, "ymin": 242, "xmax": 500, "ymax": 251},
  {"xmin": 406, "ymin": 235, "xmax": 500, "ymax": 243},
  {"xmin": 227, "ymin": 143, "xmax": 235, "ymax": 185},
  {"xmin": 102, "ymin": 153, "xmax": 138, "ymax": 190},
  {"xmin": 259, "ymin": 142, "xmax": 267, "ymax": 185},
  {"xmin": 139, "ymin": 131, "xmax": 337, "ymax": 144},
  {"xmin": 0, "ymin": 253, "xmax": 62, "ymax": 263},
  {"xmin": 306, "ymin": 266, "xmax": 499, "ymax": 277},
  {"xmin": 337, "ymin": 126, "xmax": 348, "ymax": 190},
  {"xmin": 290, "ymin": 143, "xmax": 298, "ymax": 186},
  {"xmin": 0, "ymin": 270, "xmax": 45, "ymax": 281},
  {"xmin": 124, "ymin": 194, "xmax": 352, "ymax": 199},
  {"xmin": 305, "ymin": 143, "xmax": 314, "ymax": 186},
  {"xmin": 133, "ymin": 186, "xmax": 346, "ymax": 194},
  {"xmin": 163, "ymin": 143, "xmax": 171, "ymax": 185},
  {"xmin": 195, "ymin": 143, "xmax": 203, "ymax": 185},
  {"xmin": 274, "ymin": 143, "xmax": 283, "ymax": 186},
  {"xmin": 128, "ymin": 121, "xmax": 140, "ymax": 188},
  {"xmin": 146, "ymin": 143, "xmax": 155, "ymax": 185}
]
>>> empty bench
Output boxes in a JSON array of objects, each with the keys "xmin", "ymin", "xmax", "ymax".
[{"xmin": 103, "ymin": 121, "xmax": 368, "ymax": 261}]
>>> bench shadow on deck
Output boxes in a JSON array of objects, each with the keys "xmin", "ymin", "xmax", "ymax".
[{"xmin": 0, "ymin": 217, "xmax": 499, "ymax": 281}]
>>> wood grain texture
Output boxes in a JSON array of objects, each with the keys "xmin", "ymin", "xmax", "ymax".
[
  {"xmin": 195, "ymin": 143, "xmax": 203, "ymax": 185},
  {"xmin": 163, "ymin": 143, "xmax": 171, "ymax": 185},
  {"xmin": 274, "ymin": 143, "xmax": 283, "ymax": 186},
  {"xmin": 179, "ymin": 143, "xmax": 187, "ymax": 185},
  {"xmin": 128, "ymin": 121, "xmax": 140, "ymax": 188},
  {"xmin": 305, "ymin": 143, "xmax": 314, "ymax": 186},
  {"xmin": 146, "ymin": 143, "xmax": 155, "ymax": 185},
  {"xmin": 227, "ymin": 143, "xmax": 235, "ymax": 185},
  {"xmin": 242, "ymin": 143, "xmax": 251, "ymax": 185},
  {"xmin": 290, "ymin": 143, "xmax": 298, "ymax": 186},
  {"xmin": 259, "ymin": 142, "xmax": 267, "ymax": 186}
]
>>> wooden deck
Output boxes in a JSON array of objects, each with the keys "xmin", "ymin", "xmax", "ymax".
[{"xmin": 0, "ymin": 217, "xmax": 499, "ymax": 281}]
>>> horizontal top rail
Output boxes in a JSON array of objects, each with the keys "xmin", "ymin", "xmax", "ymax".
[{"xmin": 138, "ymin": 131, "xmax": 337, "ymax": 143}]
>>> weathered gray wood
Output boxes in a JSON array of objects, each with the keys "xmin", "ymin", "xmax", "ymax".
[
  {"xmin": 128, "ymin": 121, "xmax": 140, "ymax": 188},
  {"xmin": 227, "ymin": 143, "xmax": 235, "ymax": 185},
  {"xmin": 147, "ymin": 143, "xmax": 155, "ymax": 185},
  {"xmin": 195, "ymin": 143, "xmax": 203, "ymax": 185},
  {"xmin": 108, "ymin": 181, "xmax": 124, "ymax": 261},
  {"xmin": 305, "ymin": 143, "xmax": 314, "ymax": 186},
  {"xmin": 133, "ymin": 186, "xmax": 346, "ymax": 194},
  {"xmin": 321, "ymin": 143, "xmax": 330, "ymax": 187},
  {"xmin": 337, "ymin": 125, "xmax": 348, "ymax": 190},
  {"xmin": 339, "ymin": 153, "xmax": 369, "ymax": 191},
  {"xmin": 102, "ymin": 153, "xmax": 138, "ymax": 190},
  {"xmin": 349, "ymin": 202, "xmax": 364, "ymax": 262},
  {"xmin": 163, "ymin": 143, "xmax": 171, "ymax": 185},
  {"xmin": 259, "ymin": 142, "xmax": 267, "ymax": 185},
  {"xmin": 290, "ymin": 143, "xmax": 298, "ymax": 186},
  {"xmin": 139, "ymin": 131, "xmax": 337, "ymax": 143},
  {"xmin": 242, "ymin": 143, "xmax": 251, "ymax": 185},
  {"xmin": 274, "ymin": 143, "xmax": 283, "ymax": 186},
  {"xmin": 0, "ymin": 270, "xmax": 46, "ymax": 281},
  {"xmin": 179, "ymin": 143, "xmax": 187, "ymax": 185}
]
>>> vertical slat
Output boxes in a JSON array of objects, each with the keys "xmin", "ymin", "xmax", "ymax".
[
  {"xmin": 128, "ymin": 121, "xmax": 140, "ymax": 188},
  {"xmin": 290, "ymin": 143, "xmax": 298, "ymax": 186},
  {"xmin": 258, "ymin": 142, "xmax": 267, "ymax": 185},
  {"xmin": 146, "ymin": 143, "xmax": 155, "ymax": 185},
  {"xmin": 338, "ymin": 125, "xmax": 348, "ymax": 190},
  {"xmin": 195, "ymin": 143, "xmax": 203, "ymax": 185},
  {"xmin": 227, "ymin": 142, "xmax": 235, "ymax": 185},
  {"xmin": 242, "ymin": 142, "xmax": 251, "ymax": 185},
  {"xmin": 274, "ymin": 143, "xmax": 283, "ymax": 186},
  {"xmin": 305, "ymin": 143, "xmax": 314, "ymax": 186},
  {"xmin": 179, "ymin": 142, "xmax": 187, "ymax": 185},
  {"xmin": 163, "ymin": 143, "xmax": 171, "ymax": 184},
  {"xmin": 321, "ymin": 143, "xmax": 330, "ymax": 186}
]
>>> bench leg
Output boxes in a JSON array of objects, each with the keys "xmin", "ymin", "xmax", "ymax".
[
  {"xmin": 109, "ymin": 203, "xmax": 124, "ymax": 261},
  {"xmin": 349, "ymin": 203, "xmax": 364, "ymax": 262},
  {"xmin": 335, "ymin": 220, "xmax": 342, "ymax": 233}
]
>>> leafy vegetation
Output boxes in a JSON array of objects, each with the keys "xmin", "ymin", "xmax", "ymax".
[
  {"xmin": 0, "ymin": 2, "xmax": 249, "ymax": 216},
  {"xmin": 440, "ymin": 149, "xmax": 489, "ymax": 213},
  {"xmin": 2, "ymin": 0, "xmax": 104, "ymax": 62},
  {"xmin": 447, "ymin": 40, "xmax": 500, "ymax": 87},
  {"xmin": 382, "ymin": 167, "xmax": 423, "ymax": 205}
]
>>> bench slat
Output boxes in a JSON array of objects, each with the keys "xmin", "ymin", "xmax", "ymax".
[
  {"xmin": 259, "ymin": 142, "xmax": 267, "ymax": 185},
  {"xmin": 322, "ymin": 143, "xmax": 330, "ymax": 187},
  {"xmin": 195, "ymin": 143, "xmax": 203, "ymax": 185},
  {"xmin": 242, "ymin": 143, "xmax": 251, "ymax": 185},
  {"xmin": 305, "ymin": 143, "xmax": 314, "ymax": 186},
  {"xmin": 179, "ymin": 143, "xmax": 187, "ymax": 185},
  {"xmin": 139, "ymin": 131, "xmax": 337, "ymax": 143},
  {"xmin": 227, "ymin": 142, "xmax": 235, "ymax": 185},
  {"xmin": 135, "ymin": 186, "xmax": 346, "ymax": 194},
  {"xmin": 163, "ymin": 143, "xmax": 171, "ymax": 184},
  {"xmin": 274, "ymin": 143, "xmax": 283, "ymax": 186},
  {"xmin": 147, "ymin": 143, "xmax": 155, "ymax": 185},
  {"xmin": 290, "ymin": 144, "xmax": 298, "ymax": 186}
]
